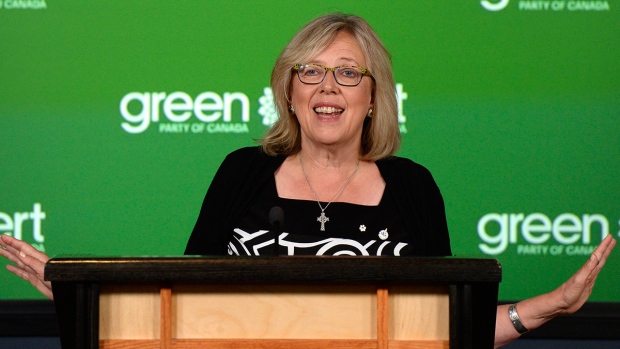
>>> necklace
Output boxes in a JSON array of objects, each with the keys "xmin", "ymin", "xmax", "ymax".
[{"xmin": 300, "ymin": 154, "xmax": 360, "ymax": 231}]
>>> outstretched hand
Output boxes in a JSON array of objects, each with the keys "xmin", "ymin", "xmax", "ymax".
[
  {"xmin": 495, "ymin": 234, "xmax": 616, "ymax": 348},
  {"xmin": 553, "ymin": 234, "xmax": 616, "ymax": 315},
  {"xmin": 0, "ymin": 234, "xmax": 53, "ymax": 300}
]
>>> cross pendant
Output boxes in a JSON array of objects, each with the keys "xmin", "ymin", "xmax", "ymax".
[{"xmin": 317, "ymin": 211, "xmax": 329, "ymax": 231}]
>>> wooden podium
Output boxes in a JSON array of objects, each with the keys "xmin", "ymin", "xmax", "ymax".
[{"xmin": 45, "ymin": 256, "xmax": 501, "ymax": 349}]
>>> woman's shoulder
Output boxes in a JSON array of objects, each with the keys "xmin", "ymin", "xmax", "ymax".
[
  {"xmin": 218, "ymin": 146, "xmax": 286, "ymax": 174},
  {"xmin": 376, "ymin": 155, "xmax": 434, "ymax": 179},
  {"xmin": 225, "ymin": 146, "xmax": 267, "ymax": 160},
  {"xmin": 220, "ymin": 146, "xmax": 276, "ymax": 165}
]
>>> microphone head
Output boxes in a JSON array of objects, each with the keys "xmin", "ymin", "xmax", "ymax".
[{"xmin": 269, "ymin": 206, "xmax": 284, "ymax": 227}]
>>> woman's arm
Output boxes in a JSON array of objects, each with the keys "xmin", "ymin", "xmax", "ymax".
[
  {"xmin": 0, "ymin": 234, "xmax": 53, "ymax": 299},
  {"xmin": 494, "ymin": 234, "xmax": 616, "ymax": 348}
]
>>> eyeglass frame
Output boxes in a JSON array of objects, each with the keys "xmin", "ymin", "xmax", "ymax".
[{"xmin": 292, "ymin": 63, "xmax": 374, "ymax": 87}]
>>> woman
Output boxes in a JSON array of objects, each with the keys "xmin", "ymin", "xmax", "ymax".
[
  {"xmin": 1, "ymin": 13, "xmax": 616, "ymax": 348},
  {"xmin": 185, "ymin": 13, "xmax": 450, "ymax": 257}
]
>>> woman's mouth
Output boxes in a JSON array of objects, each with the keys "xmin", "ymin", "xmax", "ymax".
[{"xmin": 314, "ymin": 106, "xmax": 344, "ymax": 118}]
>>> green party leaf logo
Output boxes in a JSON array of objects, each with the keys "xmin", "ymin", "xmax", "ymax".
[{"xmin": 258, "ymin": 87, "xmax": 278, "ymax": 126}]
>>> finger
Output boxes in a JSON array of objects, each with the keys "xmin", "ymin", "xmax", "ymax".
[
  {"xmin": 595, "ymin": 234, "xmax": 614, "ymax": 255},
  {"xmin": 0, "ymin": 236, "xmax": 22, "ymax": 256},
  {"xmin": 36, "ymin": 284, "xmax": 54, "ymax": 300},
  {"xmin": 0, "ymin": 246, "xmax": 27, "ymax": 269},
  {"xmin": 1, "ymin": 234, "xmax": 48, "ymax": 262},
  {"xmin": 3, "ymin": 247, "xmax": 49, "ymax": 287},
  {"xmin": 6, "ymin": 264, "xmax": 54, "ymax": 300},
  {"xmin": 2, "ymin": 236, "xmax": 51, "ymax": 270},
  {"xmin": 572, "ymin": 255, "xmax": 603, "ymax": 286},
  {"xmin": 34, "ymin": 281, "xmax": 54, "ymax": 300},
  {"xmin": 584, "ymin": 235, "xmax": 614, "ymax": 269},
  {"xmin": 22, "ymin": 247, "xmax": 49, "ymax": 263},
  {"xmin": 6, "ymin": 264, "xmax": 33, "ymax": 283},
  {"xmin": 16, "ymin": 261, "xmax": 49, "ymax": 292},
  {"xmin": 0, "ymin": 233, "xmax": 10, "ymax": 245},
  {"xmin": 19, "ymin": 254, "xmax": 47, "ymax": 279},
  {"xmin": 20, "ymin": 246, "xmax": 49, "ymax": 264},
  {"xmin": 0, "ymin": 234, "xmax": 32, "ymax": 251},
  {"xmin": 600, "ymin": 236, "xmax": 616, "ymax": 261},
  {"xmin": 574, "ymin": 236, "xmax": 616, "ymax": 286},
  {"xmin": 9, "ymin": 259, "xmax": 40, "ymax": 282},
  {"xmin": 590, "ymin": 235, "xmax": 616, "ymax": 273}
]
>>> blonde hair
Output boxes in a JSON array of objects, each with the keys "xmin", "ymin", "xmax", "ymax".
[{"xmin": 260, "ymin": 13, "xmax": 400, "ymax": 161}]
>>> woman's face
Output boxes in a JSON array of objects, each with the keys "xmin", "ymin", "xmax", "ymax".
[{"xmin": 290, "ymin": 31, "xmax": 373, "ymax": 153}]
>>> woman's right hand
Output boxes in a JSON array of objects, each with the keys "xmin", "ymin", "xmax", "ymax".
[{"xmin": 0, "ymin": 234, "xmax": 53, "ymax": 300}]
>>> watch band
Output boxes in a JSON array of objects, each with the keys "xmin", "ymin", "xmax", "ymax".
[{"xmin": 508, "ymin": 303, "xmax": 530, "ymax": 334}]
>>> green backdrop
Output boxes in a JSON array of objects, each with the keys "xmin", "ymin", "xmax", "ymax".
[{"xmin": 1, "ymin": 1, "xmax": 618, "ymax": 302}]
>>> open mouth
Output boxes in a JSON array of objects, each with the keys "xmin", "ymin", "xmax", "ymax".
[{"xmin": 314, "ymin": 106, "xmax": 344, "ymax": 118}]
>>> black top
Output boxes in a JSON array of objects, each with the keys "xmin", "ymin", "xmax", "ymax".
[
  {"xmin": 230, "ymin": 175, "xmax": 412, "ymax": 256},
  {"xmin": 185, "ymin": 147, "xmax": 451, "ymax": 257}
]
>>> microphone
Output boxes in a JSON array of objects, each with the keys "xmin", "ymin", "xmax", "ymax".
[{"xmin": 269, "ymin": 206, "xmax": 284, "ymax": 256}]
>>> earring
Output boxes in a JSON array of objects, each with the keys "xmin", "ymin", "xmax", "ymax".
[
  {"xmin": 367, "ymin": 109, "xmax": 373, "ymax": 117},
  {"xmin": 289, "ymin": 105, "xmax": 295, "ymax": 114}
]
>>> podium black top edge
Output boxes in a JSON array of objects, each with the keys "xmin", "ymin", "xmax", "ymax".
[{"xmin": 44, "ymin": 256, "xmax": 501, "ymax": 284}]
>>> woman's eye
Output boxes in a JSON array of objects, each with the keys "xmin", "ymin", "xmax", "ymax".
[{"xmin": 340, "ymin": 69, "xmax": 359, "ymax": 78}]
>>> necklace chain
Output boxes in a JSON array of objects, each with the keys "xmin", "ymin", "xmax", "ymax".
[{"xmin": 300, "ymin": 154, "xmax": 360, "ymax": 216}]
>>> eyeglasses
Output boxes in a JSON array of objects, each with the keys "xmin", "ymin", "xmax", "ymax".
[{"xmin": 293, "ymin": 63, "xmax": 373, "ymax": 87}]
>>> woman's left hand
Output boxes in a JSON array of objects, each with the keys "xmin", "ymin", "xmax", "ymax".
[
  {"xmin": 552, "ymin": 233, "xmax": 616, "ymax": 315},
  {"xmin": 495, "ymin": 234, "xmax": 616, "ymax": 348}
]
